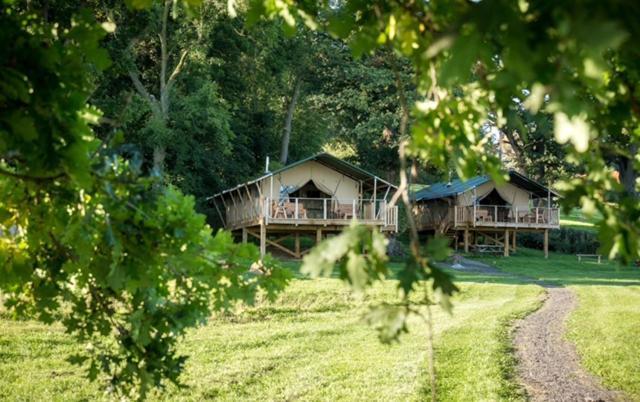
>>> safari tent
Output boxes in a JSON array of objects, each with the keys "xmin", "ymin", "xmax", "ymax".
[
  {"xmin": 209, "ymin": 153, "xmax": 398, "ymax": 258},
  {"xmin": 413, "ymin": 171, "xmax": 560, "ymax": 257}
]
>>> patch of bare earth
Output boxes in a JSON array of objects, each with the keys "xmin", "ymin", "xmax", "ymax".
[{"xmin": 515, "ymin": 286, "xmax": 623, "ymax": 402}]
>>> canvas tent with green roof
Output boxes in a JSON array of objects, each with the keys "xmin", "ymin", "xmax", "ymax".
[
  {"xmin": 412, "ymin": 171, "xmax": 560, "ymax": 257},
  {"xmin": 209, "ymin": 153, "xmax": 398, "ymax": 258}
]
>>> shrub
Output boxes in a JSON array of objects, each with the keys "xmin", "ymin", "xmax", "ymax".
[{"xmin": 518, "ymin": 228, "xmax": 600, "ymax": 254}]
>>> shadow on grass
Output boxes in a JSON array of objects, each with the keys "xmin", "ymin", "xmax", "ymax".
[
  {"xmin": 280, "ymin": 248, "xmax": 640, "ymax": 287},
  {"xmin": 471, "ymin": 248, "xmax": 640, "ymax": 287}
]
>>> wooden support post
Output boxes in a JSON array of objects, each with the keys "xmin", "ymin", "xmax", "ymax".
[
  {"xmin": 242, "ymin": 227, "xmax": 247, "ymax": 244},
  {"xmin": 270, "ymin": 175, "xmax": 274, "ymax": 200},
  {"xmin": 259, "ymin": 221, "xmax": 266, "ymax": 258},
  {"xmin": 504, "ymin": 229, "xmax": 510, "ymax": 256},
  {"xmin": 454, "ymin": 206, "xmax": 458, "ymax": 227},
  {"xmin": 323, "ymin": 198, "xmax": 327, "ymax": 220},
  {"xmin": 464, "ymin": 228, "xmax": 469, "ymax": 253},
  {"xmin": 372, "ymin": 176, "xmax": 377, "ymax": 219},
  {"xmin": 512, "ymin": 231, "xmax": 517, "ymax": 252},
  {"xmin": 316, "ymin": 228, "xmax": 322, "ymax": 244},
  {"xmin": 212, "ymin": 198, "xmax": 226, "ymax": 228},
  {"xmin": 295, "ymin": 233, "xmax": 301, "ymax": 258},
  {"xmin": 543, "ymin": 229, "xmax": 549, "ymax": 259}
]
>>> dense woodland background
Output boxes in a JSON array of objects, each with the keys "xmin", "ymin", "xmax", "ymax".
[{"xmin": 68, "ymin": 0, "xmax": 591, "ymax": 226}]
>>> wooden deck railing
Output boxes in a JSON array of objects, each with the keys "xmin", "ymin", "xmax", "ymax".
[
  {"xmin": 416, "ymin": 204, "xmax": 560, "ymax": 230},
  {"xmin": 225, "ymin": 197, "xmax": 398, "ymax": 231},
  {"xmin": 454, "ymin": 205, "xmax": 560, "ymax": 227}
]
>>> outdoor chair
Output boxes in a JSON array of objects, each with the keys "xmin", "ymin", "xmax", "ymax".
[
  {"xmin": 335, "ymin": 203, "xmax": 357, "ymax": 219},
  {"xmin": 518, "ymin": 211, "xmax": 537, "ymax": 223},
  {"xmin": 272, "ymin": 202, "xmax": 287, "ymax": 218},
  {"xmin": 476, "ymin": 209, "xmax": 490, "ymax": 222},
  {"xmin": 284, "ymin": 201, "xmax": 307, "ymax": 219},
  {"xmin": 537, "ymin": 210, "xmax": 547, "ymax": 223}
]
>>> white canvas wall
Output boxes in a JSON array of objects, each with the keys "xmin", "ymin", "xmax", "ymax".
[
  {"xmin": 260, "ymin": 161, "xmax": 360, "ymax": 202},
  {"xmin": 456, "ymin": 180, "xmax": 532, "ymax": 208}
]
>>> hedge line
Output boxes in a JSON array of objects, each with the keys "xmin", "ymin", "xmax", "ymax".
[{"xmin": 518, "ymin": 227, "xmax": 600, "ymax": 254}]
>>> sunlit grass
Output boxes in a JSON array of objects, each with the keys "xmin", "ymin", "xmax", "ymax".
[
  {"xmin": 559, "ymin": 208, "xmax": 601, "ymax": 231},
  {"xmin": 0, "ymin": 271, "xmax": 541, "ymax": 401},
  {"xmin": 476, "ymin": 248, "xmax": 640, "ymax": 399},
  {"xmin": 2, "ymin": 250, "xmax": 638, "ymax": 400},
  {"xmin": 567, "ymin": 286, "xmax": 640, "ymax": 398}
]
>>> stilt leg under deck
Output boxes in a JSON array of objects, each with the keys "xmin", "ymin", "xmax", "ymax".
[
  {"xmin": 504, "ymin": 229, "xmax": 510, "ymax": 257},
  {"xmin": 242, "ymin": 227, "xmax": 247, "ymax": 244},
  {"xmin": 543, "ymin": 229, "xmax": 549, "ymax": 259},
  {"xmin": 464, "ymin": 228, "xmax": 469, "ymax": 253},
  {"xmin": 295, "ymin": 233, "xmax": 301, "ymax": 258},
  {"xmin": 259, "ymin": 221, "xmax": 266, "ymax": 258},
  {"xmin": 512, "ymin": 231, "xmax": 516, "ymax": 253},
  {"xmin": 316, "ymin": 229, "xmax": 322, "ymax": 244}
]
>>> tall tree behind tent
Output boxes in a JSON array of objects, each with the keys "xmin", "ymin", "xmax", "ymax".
[{"xmin": 314, "ymin": 48, "xmax": 416, "ymax": 181}]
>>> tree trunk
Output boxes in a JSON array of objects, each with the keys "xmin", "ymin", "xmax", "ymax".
[
  {"xmin": 280, "ymin": 78, "xmax": 302, "ymax": 165},
  {"xmin": 127, "ymin": 0, "xmax": 188, "ymax": 176},
  {"xmin": 153, "ymin": 146, "xmax": 166, "ymax": 175},
  {"xmin": 503, "ymin": 128, "xmax": 527, "ymax": 172},
  {"xmin": 619, "ymin": 143, "xmax": 638, "ymax": 198}
]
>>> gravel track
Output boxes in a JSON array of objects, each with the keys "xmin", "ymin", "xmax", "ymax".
[
  {"xmin": 445, "ymin": 258, "xmax": 622, "ymax": 401},
  {"xmin": 514, "ymin": 285, "xmax": 621, "ymax": 402}
]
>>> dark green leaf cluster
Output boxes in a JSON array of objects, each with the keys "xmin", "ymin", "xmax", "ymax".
[{"xmin": 0, "ymin": 4, "xmax": 289, "ymax": 398}]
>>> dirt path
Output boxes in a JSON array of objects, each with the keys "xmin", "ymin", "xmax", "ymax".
[
  {"xmin": 515, "ymin": 285, "xmax": 620, "ymax": 402},
  {"xmin": 445, "ymin": 258, "xmax": 621, "ymax": 401}
]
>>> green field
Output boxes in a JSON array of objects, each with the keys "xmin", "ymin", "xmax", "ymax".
[
  {"xmin": 1, "ymin": 251, "xmax": 638, "ymax": 401},
  {"xmin": 478, "ymin": 249, "xmax": 640, "ymax": 399},
  {"xmin": 559, "ymin": 208, "xmax": 602, "ymax": 231},
  {"xmin": 0, "ymin": 268, "xmax": 543, "ymax": 401}
]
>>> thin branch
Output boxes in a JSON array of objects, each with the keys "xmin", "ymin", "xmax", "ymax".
[
  {"xmin": 390, "ymin": 50, "xmax": 439, "ymax": 402},
  {"xmin": 128, "ymin": 69, "xmax": 161, "ymax": 116},
  {"xmin": 159, "ymin": 0, "xmax": 170, "ymax": 94},
  {"xmin": 0, "ymin": 167, "xmax": 66, "ymax": 183},
  {"xmin": 167, "ymin": 49, "xmax": 189, "ymax": 88}
]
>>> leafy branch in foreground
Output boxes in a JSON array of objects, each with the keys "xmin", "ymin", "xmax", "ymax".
[{"xmin": 0, "ymin": 4, "xmax": 289, "ymax": 399}]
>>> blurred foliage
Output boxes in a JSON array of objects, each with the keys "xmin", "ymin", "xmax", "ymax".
[{"xmin": 302, "ymin": 224, "xmax": 457, "ymax": 343}]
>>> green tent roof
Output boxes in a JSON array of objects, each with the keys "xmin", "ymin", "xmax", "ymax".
[{"xmin": 412, "ymin": 171, "xmax": 558, "ymax": 202}]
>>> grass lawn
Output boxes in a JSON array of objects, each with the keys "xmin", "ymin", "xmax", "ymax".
[
  {"xmin": 0, "ymin": 267, "xmax": 542, "ymax": 401},
  {"xmin": 1, "ymin": 251, "xmax": 637, "ymax": 401},
  {"xmin": 559, "ymin": 208, "xmax": 602, "ymax": 231},
  {"xmin": 476, "ymin": 248, "xmax": 640, "ymax": 399}
]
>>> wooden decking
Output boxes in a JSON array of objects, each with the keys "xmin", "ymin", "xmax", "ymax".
[
  {"xmin": 220, "ymin": 196, "xmax": 398, "ymax": 258},
  {"xmin": 224, "ymin": 197, "xmax": 398, "ymax": 232},
  {"xmin": 417, "ymin": 205, "xmax": 560, "ymax": 232}
]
